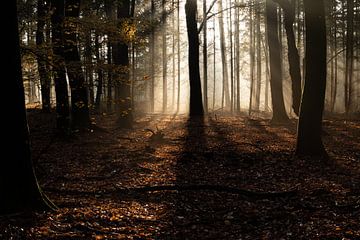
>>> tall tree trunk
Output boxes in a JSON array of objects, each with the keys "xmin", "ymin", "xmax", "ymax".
[
  {"xmin": 64, "ymin": 0, "xmax": 90, "ymax": 129},
  {"xmin": 36, "ymin": 0, "xmax": 51, "ymax": 113},
  {"xmin": 1, "ymin": 1, "xmax": 53, "ymax": 214},
  {"xmin": 266, "ymin": 0, "xmax": 289, "ymax": 123},
  {"xmin": 255, "ymin": 2, "xmax": 262, "ymax": 112},
  {"xmin": 162, "ymin": 0, "xmax": 168, "ymax": 113},
  {"xmin": 172, "ymin": 0, "xmax": 176, "ymax": 110},
  {"xmin": 249, "ymin": 0, "xmax": 255, "ymax": 114},
  {"xmin": 177, "ymin": 0, "xmax": 181, "ymax": 113},
  {"xmin": 105, "ymin": 0, "xmax": 114, "ymax": 113},
  {"xmin": 150, "ymin": 0, "xmax": 155, "ymax": 112},
  {"xmin": 235, "ymin": 0, "xmax": 240, "ymax": 113},
  {"xmin": 185, "ymin": 0, "xmax": 204, "ymax": 116},
  {"xmin": 228, "ymin": 0, "xmax": 234, "ymax": 113},
  {"xmin": 114, "ymin": 0, "xmax": 133, "ymax": 127},
  {"xmin": 50, "ymin": 0, "xmax": 70, "ymax": 132},
  {"xmin": 296, "ymin": 0, "xmax": 327, "ymax": 158},
  {"xmin": 274, "ymin": 0, "xmax": 302, "ymax": 116},
  {"xmin": 203, "ymin": 0, "xmax": 208, "ymax": 113},
  {"xmin": 217, "ymin": 0, "xmax": 230, "ymax": 110},
  {"xmin": 85, "ymin": 31, "xmax": 94, "ymax": 107},
  {"xmin": 95, "ymin": 34, "xmax": 104, "ymax": 112},
  {"xmin": 345, "ymin": 0, "xmax": 354, "ymax": 114}
]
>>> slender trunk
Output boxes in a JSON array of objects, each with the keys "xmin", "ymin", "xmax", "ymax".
[
  {"xmin": 255, "ymin": 2, "xmax": 262, "ymax": 111},
  {"xmin": 176, "ymin": 0, "xmax": 181, "ymax": 113},
  {"xmin": 266, "ymin": 0, "xmax": 289, "ymax": 123},
  {"xmin": 162, "ymin": 0, "xmax": 167, "ymax": 113},
  {"xmin": 235, "ymin": 0, "xmax": 240, "ymax": 113},
  {"xmin": 64, "ymin": 0, "xmax": 91, "ymax": 129},
  {"xmin": 114, "ymin": 0, "xmax": 133, "ymax": 127},
  {"xmin": 105, "ymin": 0, "xmax": 114, "ymax": 112},
  {"xmin": 95, "ymin": 34, "xmax": 104, "ymax": 112},
  {"xmin": 296, "ymin": 0, "xmax": 327, "ymax": 158},
  {"xmin": 217, "ymin": 0, "xmax": 230, "ymax": 110},
  {"xmin": 345, "ymin": 0, "xmax": 354, "ymax": 113},
  {"xmin": 50, "ymin": 0, "xmax": 70, "ymax": 132},
  {"xmin": 213, "ymin": 17, "xmax": 216, "ymax": 111},
  {"xmin": 36, "ymin": 0, "xmax": 51, "ymax": 112},
  {"xmin": 249, "ymin": 1, "xmax": 255, "ymax": 114},
  {"xmin": 185, "ymin": 0, "xmax": 204, "ymax": 116},
  {"xmin": 228, "ymin": 0, "xmax": 234, "ymax": 113},
  {"xmin": 274, "ymin": 0, "xmax": 302, "ymax": 116},
  {"xmin": 203, "ymin": 0, "xmax": 208, "ymax": 113},
  {"xmin": 150, "ymin": 0, "xmax": 155, "ymax": 112}
]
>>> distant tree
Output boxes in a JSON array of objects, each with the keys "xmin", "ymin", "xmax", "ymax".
[
  {"xmin": 273, "ymin": 0, "xmax": 302, "ymax": 116},
  {"xmin": 265, "ymin": 0, "xmax": 289, "ymax": 123},
  {"xmin": 296, "ymin": 0, "xmax": 328, "ymax": 158},
  {"xmin": 50, "ymin": 0, "xmax": 70, "ymax": 132},
  {"xmin": 64, "ymin": 0, "xmax": 91, "ymax": 129},
  {"xmin": 36, "ymin": 0, "xmax": 51, "ymax": 113},
  {"xmin": 185, "ymin": 0, "xmax": 204, "ymax": 116},
  {"xmin": 1, "ymin": 1, "xmax": 53, "ymax": 214},
  {"xmin": 114, "ymin": 0, "xmax": 133, "ymax": 127}
]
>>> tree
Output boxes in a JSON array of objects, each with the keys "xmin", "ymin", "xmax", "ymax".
[
  {"xmin": 296, "ymin": 0, "xmax": 328, "ymax": 158},
  {"xmin": 265, "ymin": 0, "xmax": 289, "ymax": 123},
  {"xmin": 50, "ymin": 0, "xmax": 70, "ymax": 132},
  {"xmin": 1, "ymin": 1, "xmax": 53, "ymax": 214},
  {"xmin": 273, "ymin": 0, "xmax": 302, "ymax": 116},
  {"xmin": 114, "ymin": 0, "xmax": 133, "ymax": 127},
  {"xmin": 185, "ymin": 0, "xmax": 204, "ymax": 116},
  {"xmin": 64, "ymin": 0, "xmax": 91, "ymax": 129},
  {"xmin": 36, "ymin": 0, "xmax": 51, "ymax": 113}
]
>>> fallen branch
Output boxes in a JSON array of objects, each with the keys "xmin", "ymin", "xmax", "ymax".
[{"xmin": 44, "ymin": 185, "xmax": 297, "ymax": 199}]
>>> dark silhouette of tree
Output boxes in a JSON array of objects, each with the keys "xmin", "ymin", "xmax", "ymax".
[
  {"xmin": 185, "ymin": 0, "xmax": 204, "ymax": 116},
  {"xmin": 1, "ymin": 1, "xmax": 54, "ymax": 214},
  {"xmin": 50, "ymin": 0, "xmax": 70, "ymax": 132},
  {"xmin": 64, "ymin": 0, "xmax": 91, "ymax": 129},
  {"xmin": 265, "ymin": 0, "xmax": 289, "ymax": 123},
  {"xmin": 114, "ymin": 0, "xmax": 133, "ymax": 127},
  {"xmin": 36, "ymin": 0, "xmax": 51, "ymax": 113},
  {"xmin": 296, "ymin": 0, "xmax": 328, "ymax": 158},
  {"xmin": 273, "ymin": 0, "xmax": 302, "ymax": 116}
]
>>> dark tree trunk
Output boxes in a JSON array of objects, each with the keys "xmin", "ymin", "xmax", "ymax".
[
  {"xmin": 64, "ymin": 0, "xmax": 91, "ymax": 129},
  {"xmin": 185, "ymin": 0, "xmax": 204, "ymax": 116},
  {"xmin": 36, "ymin": 0, "xmax": 51, "ymax": 113},
  {"xmin": 114, "ymin": 0, "xmax": 133, "ymax": 127},
  {"xmin": 50, "ymin": 0, "xmax": 70, "ymax": 132},
  {"xmin": 273, "ymin": 0, "xmax": 302, "ymax": 116},
  {"xmin": 265, "ymin": 0, "xmax": 289, "ymax": 123},
  {"xmin": 1, "ymin": 1, "xmax": 52, "ymax": 214},
  {"xmin": 345, "ymin": 0, "xmax": 354, "ymax": 114},
  {"xmin": 203, "ymin": 0, "xmax": 208, "ymax": 113},
  {"xmin": 104, "ymin": 0, "xmax": 114, "ymax": 113},
  {"xmin": 95, "ymin": 34, "xmax": 104, "ymax": 112},
  {"xmin": 162, "ymin": 0, "xmax": 168, "ymax": 113},
  {"xmin": 296, "ymin": 0, "xmax": 328, "ymax": 158}
]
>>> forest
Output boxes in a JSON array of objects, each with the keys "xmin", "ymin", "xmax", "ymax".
[{"xmin": 1, "ymin": 0, "xmax": 359, "ymax": 239}]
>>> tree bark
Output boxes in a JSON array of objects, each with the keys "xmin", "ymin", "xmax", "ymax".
[
  {"xmin": 114, "ymin": 0, "xmax": 133, "ymax": 127},
  {"xmin": 265, "ymin": 0, "xmax": 289, "ymax": 123},
  {"xmin": 1, "ymin": 1, "xmax": 52, "ymax": 214},
  {"xmin": 50, "ymin": 0, "xmax": 70, "ymax": 132},
  {"xmin": 63, "ymin": 0, "xmax": 91, "ymax": 129},
  {"xmin": 296, "ymin": 0, "xmax": 328, "ymax": 158},
  {"xmin": 36, "ymin": 0, "xmax": 51, "ymax": 113},
  {"xmin": 273, "ymin": 0, "xmax": 302, "ymax": 116},
  {"xmin": 185, "ymin": 0, "xmax": 204, "ymax": 116}
]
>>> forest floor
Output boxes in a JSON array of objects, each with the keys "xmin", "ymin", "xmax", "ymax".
[{"xmin": 1, "ymin": 110, "xmax": 360, "ymax": 239}]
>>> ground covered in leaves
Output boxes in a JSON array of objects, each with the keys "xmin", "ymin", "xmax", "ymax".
[{"xmin": 1, "ymin": 110, "xmax": 360, "ymax": 239}]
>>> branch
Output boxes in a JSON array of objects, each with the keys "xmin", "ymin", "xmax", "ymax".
[{"xmin": 45, "ymin": 185, "xmax": 298, "ymax": 199}]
